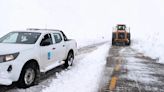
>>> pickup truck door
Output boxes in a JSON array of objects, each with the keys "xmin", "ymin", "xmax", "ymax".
[
  {"xmin": 52, "ymin": 33, "xmax": 66, "ymax": 62},
  {"xmin": 40, "ymin": 33, "xmax": 55, "ymax": 70}
]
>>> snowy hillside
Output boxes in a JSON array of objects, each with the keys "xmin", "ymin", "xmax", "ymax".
[{"xmin": 0, "ymin": 0, "xmax": 164, "ymax": 61}]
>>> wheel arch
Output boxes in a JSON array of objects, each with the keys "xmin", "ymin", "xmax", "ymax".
[
  {"xmin": 65, "ymin": 49, "xmax": 74, "ymax": 60},
  {"xmin": 22, "ymin": 59, "xmax": 40, "ymax": 72},
  {"xmin": 68, "ymin": 49, "xmax": 74, "ymax": 56}
]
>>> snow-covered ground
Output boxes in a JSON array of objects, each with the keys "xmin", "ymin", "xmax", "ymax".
[
  {"xmin": 42, "ymin": 44, "xmax": 109, "ymax": 92},
  {"xmin": 132, "ymin": 32, "xmax": 164, "ymax": 64}
]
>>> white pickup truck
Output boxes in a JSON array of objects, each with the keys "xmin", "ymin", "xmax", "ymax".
[{"xmin": 0, "ymin": 28, "xmax": 77, "ymax": 88}]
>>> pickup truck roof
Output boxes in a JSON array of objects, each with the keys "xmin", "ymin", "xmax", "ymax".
[
  {"xmin": 27, "ymin": 28, "xmax": 69, "ymax": 41},
  {"xmin": 27, "ymin": 28, "xmax": 61, "ymax": 31},
  {"xmin": 26, "ymin": 28, "xmax": 62, "ymax": 33},
  {"xmin": 12, "ymin": 28, "xmax": 61, "ymax": 34},
  {"xmin": 12, "ymin": 28, "xmax": 69, "ymax": 41}
]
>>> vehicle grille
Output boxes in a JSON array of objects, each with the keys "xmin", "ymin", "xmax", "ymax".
[{"xmin": 118, "ymin": 33, "xmax": 125, "ymax": 39}]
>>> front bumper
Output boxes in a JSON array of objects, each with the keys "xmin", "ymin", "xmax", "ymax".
[
  {"xmin": 0, "ymin": 68, "xmax": 13, "ymax": 85},
  {"xmin": 0, "ymin": 60, "xmax": 22, "ymax": 85},
  {"xmin": 0, "ymin": 75, "xmax": 12, "ymax": 85}
]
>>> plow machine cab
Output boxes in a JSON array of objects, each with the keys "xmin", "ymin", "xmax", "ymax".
[{"xmin": 112, "ymin": 24, "xmax": 131, "ymax": 46}]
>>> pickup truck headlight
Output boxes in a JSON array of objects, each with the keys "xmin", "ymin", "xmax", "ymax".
[{"xmin": 0, "ymin": 52, "xmax": 19, "ymax": 63}]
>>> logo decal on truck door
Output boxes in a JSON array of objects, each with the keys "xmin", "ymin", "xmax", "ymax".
[{"xmin": 48, "ymin": 52, "xmax": 51, "ymax": 60}]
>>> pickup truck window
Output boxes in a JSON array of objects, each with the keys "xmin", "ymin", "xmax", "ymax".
[
  {"xmin": 53, "ymin": 33, "xmax": 62, "ymax": 43},
  {"xmin": 0, "ymin": 32, "xmax": 41, "ymax": 44},
  {"xmin": 40, "ymin": 34, "xmax": 53, "ymax": 46}
]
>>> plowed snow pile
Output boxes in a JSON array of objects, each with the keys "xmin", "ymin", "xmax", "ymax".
[
  {"xmin": 132, "ymin": 32, "xmax": 164, "ymax": 64},
  {"xmin": 42, "ymin": 44, "xmax": 109, "ymax": 92}
]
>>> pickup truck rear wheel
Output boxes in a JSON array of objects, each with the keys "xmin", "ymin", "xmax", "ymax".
[
  {"xmin": 17, "ymin": 62, "xmax": 40, "ymax": 88},
  {"xmin": 64, "ymin": 51, "xmax": 74, "ymax": 68}
]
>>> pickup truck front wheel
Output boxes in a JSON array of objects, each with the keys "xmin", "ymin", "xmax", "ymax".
[
  {"xmin": 64, "ymin": 51, "xmax": 74, "ymax": 68},
  {"xmin": 17, "ymin": 62, "xmax": 40, "ymax": 88}
]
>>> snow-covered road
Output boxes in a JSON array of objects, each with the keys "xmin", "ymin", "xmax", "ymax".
[{"xmin": 101, "ymin": 46, "xmax": 164, "ymax": 92}]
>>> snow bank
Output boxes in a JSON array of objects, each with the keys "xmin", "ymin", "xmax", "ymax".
[
  {"xmin": 132, "ymin": 32, "xmax": 164, "ymax": 64},
  {"xmin": 124, "ymin": 0, "xmax": 164, "ymax": 64},
  {"xmin": 42, "ymin": 44, "xmax": 109, "ymax": 92}
]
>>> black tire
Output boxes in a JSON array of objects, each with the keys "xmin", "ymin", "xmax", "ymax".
[
  {"xmin": 128, "ymin": 40, "xmax": 131, "ymax": 45},
  {"xmin": 125, "ymin": 40, "xmax": 130, "ymax": 46},
  {"xmin": 112, "ymin": 33, "xmax": 116, "ymax": 46},
  {"xmin": 16, "ymin": 62, "xmax": 40, "ymax": 88},
  {"xmin": 112, "ymin": 33, "xmax": 116, "ymax": 39},
  {"xmin": 126, "ymin": 42, "xmax": 130, "ymax": 46},
  {"xmin": 127, "ymin": 33, "xmax": 131, "ymax": 46},
  {"xmin": 112, "ymin": 39, "xmax": 116, "ymax": 46},
  {"xmin": 64, "ymin": 51, "xmax": 74, "ymax": 68}
]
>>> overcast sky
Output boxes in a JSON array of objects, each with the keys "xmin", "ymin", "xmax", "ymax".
[{"xmin": 0, "ymin": 0, "xmax": 163, "ymax": 39}]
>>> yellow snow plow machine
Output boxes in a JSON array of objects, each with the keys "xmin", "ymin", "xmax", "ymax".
[{"xmin": 112, "ymin": 24, "xmax": 131, "ymax": 46}]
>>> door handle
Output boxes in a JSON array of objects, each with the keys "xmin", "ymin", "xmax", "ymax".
[{"xmin": 52, "ymin": 48, "xmax": 56, "ymax": 50}]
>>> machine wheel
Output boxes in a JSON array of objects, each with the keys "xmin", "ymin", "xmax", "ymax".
[
  {"xmin": 112, "ymin": 33, "xmax": 116, "ymax": 46},
  {"xmin": 16, "ymin": 62, "xmax": 40, "ymax": 88},
  {"xmin": 127, "ymin": 33, "xmax": 131, "ymax": 46},
  {"xmin": 112, "ymin": 39, "xmax": 115, "ymax": 46},
  {"xmin": 126, "ymin": 41, "xmax": 130, "ymax": 46}
]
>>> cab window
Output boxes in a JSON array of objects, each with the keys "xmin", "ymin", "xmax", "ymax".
[
  {"xmin": 117, "ymin": 25, "xmax": 126, "ymax": 30},
  {"xmin": 53, "ymin": 33, "xmax": 62, "ymax": 43},
  {"xmin": 40, "ymin": 34, "xmax": 53, "ymax": 46}
]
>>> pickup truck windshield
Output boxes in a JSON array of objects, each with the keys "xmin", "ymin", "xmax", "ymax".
[{"xmin": 0, "ymin": 32, "xmax": 41, "ymax": 44}]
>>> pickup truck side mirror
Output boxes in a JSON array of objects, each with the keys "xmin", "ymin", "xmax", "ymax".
[
  {"xmin": 41, "ymin": 41, "xmax": 51, "ymax": 46},
  {"xmin": 64, "ymin": 37, "xmax": 68, "ymax": 41}
]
